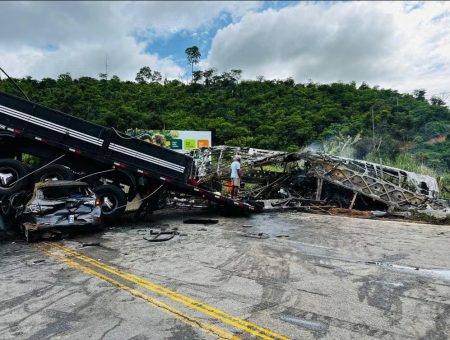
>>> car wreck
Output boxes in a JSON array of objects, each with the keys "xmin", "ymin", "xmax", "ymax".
[{"xmin": 17, "ymin": 181, "xmax": 102, "ymax": 242}]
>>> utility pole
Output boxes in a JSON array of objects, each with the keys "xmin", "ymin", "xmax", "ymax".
[
  {"xmin": 371, "ymin": 106, "xmax": 375, "ymax": 150},
  {"xmin": 105, "ymin": 55, "xmax": 108, "ymax": 80}
]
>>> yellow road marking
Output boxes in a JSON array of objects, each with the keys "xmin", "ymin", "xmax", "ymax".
[
  {"xmin": 44, "ymin": 242, "xmax": 289, "ymax": 340},
  {"xmin": 34, "ymin": 244, "xmax": 237, "ymax": 340}
]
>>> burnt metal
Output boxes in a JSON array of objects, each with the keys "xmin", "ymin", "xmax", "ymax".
[{"xmin": 192, "ymin": 146, "xmax": 449, "ymax": 220}]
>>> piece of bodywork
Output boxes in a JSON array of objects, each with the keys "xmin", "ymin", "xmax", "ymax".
[{"xmin": 18, "ymin": 181, "xmax": 102, "ymax": 242}]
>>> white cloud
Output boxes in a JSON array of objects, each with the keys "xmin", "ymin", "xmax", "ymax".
[
  {"xmin": 2, "ymin": 0, "xmax": 450, "ymax": 99},
  {"xmin": 0, "ymin": 1, "xmax": 259, "ymax": 80},
  {"xmin": 0, "ymin": 38, "xmax": 182, "ymax": 81},
  {"xmin": 126, "ymin": 1, "xmax": 260, "ymax": 38},
  {"xmin": 207, "ymin": 1, "xmax": 450, "ymax": 97}
]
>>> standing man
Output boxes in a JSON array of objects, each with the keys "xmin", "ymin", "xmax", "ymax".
[{"xmin": 230, "ymin": 156, "xmax": 241, "ymax": 199}]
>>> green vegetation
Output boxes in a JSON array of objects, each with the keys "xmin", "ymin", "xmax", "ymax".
[{"xmin": 1, "ymin": 66, "xmax": 449, "ymax": 179}]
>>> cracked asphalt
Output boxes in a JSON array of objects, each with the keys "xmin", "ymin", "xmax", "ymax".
[{"xmin": 1, "ymin": 210, "xmax": 449, "ymax": 339}]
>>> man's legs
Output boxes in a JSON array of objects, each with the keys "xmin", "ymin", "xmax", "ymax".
[
  {"xmin": 231, "ymin": 178, "xmax": 240, "ymax": 199},
  {"xmin": 231, "ymin": 185, "xmax": 237, "ymax": 198}
]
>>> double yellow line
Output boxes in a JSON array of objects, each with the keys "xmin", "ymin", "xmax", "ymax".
[{"xmin": 36, "ymin": 242, "xmax": 289, "ymax": 340}]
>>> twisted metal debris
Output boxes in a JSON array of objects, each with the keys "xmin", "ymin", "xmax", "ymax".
[{"xmin": 190, "ymin": 146, "xmax": 450, "ymax": 221}]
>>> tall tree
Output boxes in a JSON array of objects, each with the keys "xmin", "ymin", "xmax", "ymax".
[
  {"xmin": 135, "ymin": 66, "xmax": 153, "ymax": 84},
  {"xmin": 185, "ymin": 46, "xmax": 201, "ymax": 82}
]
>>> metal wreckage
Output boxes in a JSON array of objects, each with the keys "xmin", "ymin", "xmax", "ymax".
[{"xmin": 186, "ymin": 146, "xmax": 450, "ymax": 222}]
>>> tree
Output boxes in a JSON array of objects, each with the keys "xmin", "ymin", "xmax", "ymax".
[
  {"xmin": 192, "ymin": 70, "xmax": 203, "ymax": 84},
  {"xmin": 135, "ymin": 67, "xmax": 162, "ymax": 84},
  {"xmin": 135, "ymin": 66, "xmax": 153, "ymax": 84},
  {"xmin": 359, "ymin": 82, "xmax": 370, "ymax": 90},
  {"xmin": 151, "ymin": 71, "xmax": 162, "ymax": 83},
  {"xmin": 57, "ymin": 73, "xmax": 72, "ymax": 82},
  {"xmin": 283, "ymin": 77, "xmax": 295, "ymax": 86},
  {"xmin": 185, "ymin": 46, "xmax": 201, "ymax": 82},
  {"xmin": 413, "ymin": 89, "xmax": 426, "ymax": 101},
  {"xmin": 230, "ymin": 69, "xmax": 242, "ymax": 83},
  {"xmin": 202, "ymin": 68, "xmax": 216, "ymax": 86},
  {"xmin": 430, "ymin": 96, "xmax": 446, "ymax": 106}
]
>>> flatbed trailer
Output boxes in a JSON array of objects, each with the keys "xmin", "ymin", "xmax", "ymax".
[{"xmin": 0, "ymin": 91, "xmax": 258, "ymax": 218}]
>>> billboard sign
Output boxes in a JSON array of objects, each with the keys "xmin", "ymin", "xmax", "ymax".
[{"xmin": 126, "ymin": 129, "xmax": 212, "ymax": 152}]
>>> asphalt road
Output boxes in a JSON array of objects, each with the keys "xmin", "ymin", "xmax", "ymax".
[{"xmin": 1, "ymin": 210, "xmax": 449, "ymax": 339}]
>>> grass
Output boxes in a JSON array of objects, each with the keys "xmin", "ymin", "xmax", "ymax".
[
  {"xmin": 366, "ymin": 152, "xmax": 450, "ymax": 199},
  {"xmin": 366, "ymin": 152, "xmax": 438, "ymax": 177}
]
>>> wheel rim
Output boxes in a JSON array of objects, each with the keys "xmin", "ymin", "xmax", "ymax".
[
  {"xmin": 0, "ymin": 167, "xmax": 20, "ymax": 189},
  {"xmin": 100, "ymin": 194, "xmax": 119, "ymax": 214}
]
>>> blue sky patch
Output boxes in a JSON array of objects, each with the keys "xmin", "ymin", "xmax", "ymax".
[
  {"xmin": 140, "ymin": 2, "xmax": 297, "ymax": 74},
  {"xmin": 144, "ymin": 10, "xmax": 233, "ymax": 67},
  {"xmin": 44, "ymin": 43, "xmax": 59, "ymax": 52}
]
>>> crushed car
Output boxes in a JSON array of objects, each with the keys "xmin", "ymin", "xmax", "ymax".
[{"xmin": 17, "ymin": 181, "xmax": 103, "ymax": 242}]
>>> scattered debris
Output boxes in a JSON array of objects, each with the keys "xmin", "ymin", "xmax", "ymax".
[
  {"xmin": 183, "ymin": 218, "xmax": 218, "ymax": 225},
  {"xmin": 82, "ymin": 242, "xmax": 101, "ymax": 247},
  {"xmin": 32, "ymin": 259, "xmax": 45, "ymax": 264},
  {"xmin": 370, "ymin": 210, "xmax": 387, "ymax": 218},
  {"xmin": 143, "ymin": 226, "xmax": 184, "ymax": 242},
  {"xmin": 144, "ymin": 232, "xmax": 176, "ymax": 242},
  {"xmin": 242, "ymin": 224, "xmax": 253, "ymax": 228},
  {"xmin": 238, "ymin": 232, "xmax": 270, "ymax": 239}
]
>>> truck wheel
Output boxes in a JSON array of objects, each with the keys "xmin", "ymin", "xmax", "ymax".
[
  {"xmin": 0, "ymin": 159, "xmax": 29, "ymax": 196},
  {"xmin": 93, "ymin": 184, "xmax": 127, "ymax": 220},
  {"xmin": 32, "ymin": 164, "xmax": 74, "ymax": 182}
]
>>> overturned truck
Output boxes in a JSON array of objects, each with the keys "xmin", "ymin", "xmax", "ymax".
[{"xmin": 0, "ymin": 91, "xmax": 258, "ymax": 238}]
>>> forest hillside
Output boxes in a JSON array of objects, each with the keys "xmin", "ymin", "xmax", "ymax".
[{"xmin": 1, "ymin": 70, "xmax": 449, "ymax": 176}]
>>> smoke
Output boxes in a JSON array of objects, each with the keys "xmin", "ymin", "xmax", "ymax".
[
  {"xmin": 303, "ymin": 141, "xmax": 324, "ymax": 153},
  {"xmin": 304, "ymin": 134, "xmax": 361, "ymax": 159}
]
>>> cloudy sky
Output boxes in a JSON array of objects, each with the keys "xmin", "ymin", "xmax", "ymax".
[{"xmin": 1, "ymin": 1, "xmax": 449, "ymax": 98}]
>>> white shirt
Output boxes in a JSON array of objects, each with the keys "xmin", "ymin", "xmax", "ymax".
[{"xmin": 230, "ymin": 161, "xmax": 240, "ymax": 178}]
